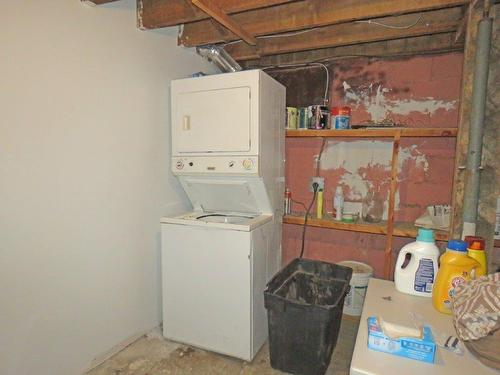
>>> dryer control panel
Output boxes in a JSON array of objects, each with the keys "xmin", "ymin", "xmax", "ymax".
[{"xmin": 172, "ymin": 156, "xmax": 259, "ymax": 175}]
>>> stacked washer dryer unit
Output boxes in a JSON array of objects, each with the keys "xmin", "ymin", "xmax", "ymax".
[{"xmin": 161, "ymin": 70, "xmax": 285, "ymax": 361}]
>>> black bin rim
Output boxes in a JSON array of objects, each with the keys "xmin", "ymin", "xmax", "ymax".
[{"xmin": 265, "ymin": 258, "xmax": 353, "ymax": 310}]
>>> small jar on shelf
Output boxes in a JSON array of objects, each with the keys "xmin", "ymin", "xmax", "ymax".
[{"xmin": 362, "ymin": 190, "xmax": 384, "ymax": 223}]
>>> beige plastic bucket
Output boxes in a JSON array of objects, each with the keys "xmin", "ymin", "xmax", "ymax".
[{"xmin": 337, "ymin": 261, "xmax": 373, "ymax": 316}]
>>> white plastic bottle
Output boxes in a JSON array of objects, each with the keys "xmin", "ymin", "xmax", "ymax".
[
  {"xmin": 333, "ymin": 186, "xmax": 344, "ymax": 221},
  {"xmin": 394, "ymin": 228, "xmax": 440, "ymax": 297}
]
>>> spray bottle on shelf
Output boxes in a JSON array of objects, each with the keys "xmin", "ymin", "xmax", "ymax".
[
  {"xmin": 333, "ymin": 186, "xmax": 344, "ymax": 221},
  {"xmin": 284, "ymin": 188, "xmax": 291, "ymax": 215}
]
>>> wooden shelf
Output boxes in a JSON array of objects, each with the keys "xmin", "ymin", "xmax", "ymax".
[
  {"xmin": 283, "ymin": 214, "xmax": 450, "ymax": 241},
  {"xmin": 286, "ymin": 127, "xmax": 458, "ymax": 138}
]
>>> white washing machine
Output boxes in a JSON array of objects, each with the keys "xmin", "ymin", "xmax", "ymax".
[{"xmin": 161, "ymin": 70, "xmax": 285, "ymax": 361}]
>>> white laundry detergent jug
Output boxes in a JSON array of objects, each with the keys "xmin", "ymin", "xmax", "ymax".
[{"xmin": 394, "ymin": 228, "xmax": 440, "ymax": 297}]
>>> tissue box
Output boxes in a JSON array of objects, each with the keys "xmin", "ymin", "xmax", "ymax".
[{"xmin": 367, "ymin": 316, "xmax": 436, "ymax": 363}]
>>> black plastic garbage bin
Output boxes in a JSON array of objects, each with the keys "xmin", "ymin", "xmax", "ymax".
[{"xmin": 264, "ymin": 258, "xmax": 353, "ymax": 375}]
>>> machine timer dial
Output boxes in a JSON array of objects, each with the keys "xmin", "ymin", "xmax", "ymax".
[{"xmin": 242, "ymin": 159, "xmax": 253, "ymax": 170}]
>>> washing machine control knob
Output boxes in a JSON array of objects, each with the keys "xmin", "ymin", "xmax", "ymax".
[
  {"xmin": 228, "ymin": 161, "xmax": 235, "ymax": 168},
  {"xmin": 242, "ymin": 159, "xmax": 253, "ymax": 170}
]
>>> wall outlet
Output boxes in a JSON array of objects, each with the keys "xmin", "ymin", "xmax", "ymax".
[{"xmin": 310, "ymin": 177, "xmax": 325, "ymax": 192}]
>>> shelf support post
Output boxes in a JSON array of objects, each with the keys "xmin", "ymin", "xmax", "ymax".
[{"xmin": 384, "ymin": 130, "xmax": 401, "ymax": 279}]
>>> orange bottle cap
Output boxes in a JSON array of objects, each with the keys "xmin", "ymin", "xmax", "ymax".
[{"xmin": 469, "ymin": 241, "xmax": 484, "ymax": 250}]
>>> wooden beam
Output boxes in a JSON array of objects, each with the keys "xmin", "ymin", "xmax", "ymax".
[
  {"xmin": 384, "ymin": 130, "xmax": 401, "ymax": 280},
  {"xmin": 455, "ymin": 0, "xmax": 478, "ymax": 42},
  {"xmin": 84, "ymin": 0, "xmax": 120, "ymax": 4},
  {"xmin": 285, "ymin": 128, "xmax": 458, "ymax": 138},
  {"xmin": 138, "ymin": 0, "xmax": 292, "ymax": 29},
  {"xmin": 225, "ymin": 8, "xmax": 463, "ymax": 60},
  {"xmin": 241, "ymin": 33, "xmax": 464, "ymax": 67},
  {"xmin": 283, "ymin": 215, "xmax": 450, "ymax": 241},
  {"xmin": 179, "ymin": 0, "xmax": 468, "ymax": 47},
  {"xmin": 450, "ymin": 4, "xmax": 482, "ymax": 238},
  {"xmin": 190, "ymin": 0, "xmax": 257, "ymax": 45}
]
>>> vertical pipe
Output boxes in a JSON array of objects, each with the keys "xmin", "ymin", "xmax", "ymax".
[{"xmin": 462, "ymin": 15, "xmax": 493, "ymax": 238}]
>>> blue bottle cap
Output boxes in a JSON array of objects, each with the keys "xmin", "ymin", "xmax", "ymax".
[
  {"xmin": 416, "ymin": 228, "xmax": 435, "ymax": 243},
  {"xmin": 447, "ymin": 239, "xmax": 468, "ymax": 252}
]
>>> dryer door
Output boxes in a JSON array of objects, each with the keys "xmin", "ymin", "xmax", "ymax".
[{"xmin": 174, "ymin": 86, "xmax": 251, "ymax": 153}]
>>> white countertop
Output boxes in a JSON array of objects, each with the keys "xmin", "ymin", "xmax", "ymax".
[{"xmin": 350, "ymin": 278, "xmax": 497, "ymax": 375}]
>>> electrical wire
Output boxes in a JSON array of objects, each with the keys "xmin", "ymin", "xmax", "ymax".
[
  {"xmin": 315, "ymin": 138, "xmax": 327, "ymax": 177},
  {"xmin": 299, "ymin": 138, "xmax": 328, "ymax": 259},
  {"xmin": 291, "ymin": 198, "xmax": 307, "ymax": 212},
  {"xmin": 263, "ymin": 62, "xmax": 330, "ymax": 103},
  {"xmin": 221, "ymin": 28, "xmax": 318, "ymax": 47},
  {"xmin": 355, "ymin": 13, "xmax": 423, "ymax": 29},
  {"xmin": 258, "ymin": 28, "xmax": 319, "ymax": 39},
  {"xmin": 299, "ymin": 183, "xmax": 319, "ymax": 259}
]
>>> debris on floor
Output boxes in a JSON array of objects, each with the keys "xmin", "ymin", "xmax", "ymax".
[{"xmin": 86, "ymin": 317, "xmax": 359, "ymax": 375}]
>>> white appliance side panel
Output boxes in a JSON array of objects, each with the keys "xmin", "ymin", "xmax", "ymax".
[
  {"xmin": 250, "ymin": 223, "xmax": 271, "ymax": 358},
  {"xmin": 161, "ymin": 224, "xmax": 252, "ymax": 360},
  {"xmin": 259, "ymin": 71, "xmax": 286, "ymax": 271},
  {"xmin": 175, "ymin": 87, "xmax": 251, "ymax": 153}
]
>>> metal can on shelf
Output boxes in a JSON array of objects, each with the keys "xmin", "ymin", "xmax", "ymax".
[
  {"xmin": 298, "ymin": 107, "xmax": 310, "ymax": 129},
  {"xmin": 308, "ymin": 105, "xmax": 330, "ymax": 129},
  {"xmin": 331, "ymin": 106, "xmax": 351, "ymax": 129},
  {"xmin": 286, "ymin": 107, "xmax": 298, "ymax": 129}
]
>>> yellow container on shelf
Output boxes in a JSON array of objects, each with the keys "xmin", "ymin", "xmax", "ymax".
[
  {"xmin": 467, "ymin": 244, "xmax": 487, "ymax": 276},
  {"xmin": 465, "ymin": 237, "xmax": 487, "ymax": 276},
  {"xmin": 316, "ymin": 189, "xmax": 324, "ymax": 219},
  {"xmin": 432, "ymin": 240, "xmax": 481, "ymax": 314}
]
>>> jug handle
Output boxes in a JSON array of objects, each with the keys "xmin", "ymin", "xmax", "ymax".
[{"xmin": 395, "ymin": 250, "xmax": 412, "ymax": 270}]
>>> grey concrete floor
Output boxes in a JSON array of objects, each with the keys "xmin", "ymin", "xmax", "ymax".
[{"xmin": 86, "ymin": 317, "xmax": 359, "ymax": 375}]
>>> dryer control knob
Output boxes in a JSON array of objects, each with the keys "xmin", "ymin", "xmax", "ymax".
[{"xmin": 242, "ymin": 159, "xmax": 253, "ymax": 170}]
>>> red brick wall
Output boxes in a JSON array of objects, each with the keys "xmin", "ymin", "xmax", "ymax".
[{"xmin": 282, "ymin": 53, "xmax": 463, "ymax": 277}]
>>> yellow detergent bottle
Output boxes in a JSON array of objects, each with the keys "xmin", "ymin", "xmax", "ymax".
[
  {"xmin": 432, "ymin": 240, "xmax": 481, "ymax": 314},
  {"xmin": 465, "ymin": 237, "xmax": 487, "ymax": 276}
]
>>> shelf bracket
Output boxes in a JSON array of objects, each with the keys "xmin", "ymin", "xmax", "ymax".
[{"xmin": 384, "ymin": 130, "xmax": 401, "ymax": 279}]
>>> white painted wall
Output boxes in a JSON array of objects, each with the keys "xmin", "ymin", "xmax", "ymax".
[{"xmin": 0, "ymin": 1, "xmax": 214, "ymax": 374}]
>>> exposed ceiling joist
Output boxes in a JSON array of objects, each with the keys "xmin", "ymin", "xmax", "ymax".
[
  {"xmin": 179, "ymin": 0, "xmax": 468, "ymax": 47},
  {"xmin": 84, "ymin": 0, "xmax": 119, "ymax": 4},
  {"xmin": 241, "ymin": 32, "xmax": 464, "ymax": 68},
  {"xmin": 454, "ymin": 0, "xmax": 478, "ymax": 42},
  {"xmin": 191, "ymin": 0, "xmax": 257, "ymax": 45},
  {"xmin": 225, "ymin": 7, "xmax": 463, "ymax": 60},
  {"xmin": 138, "ymin": 0, "xmax": 293, "ymax": 29}
]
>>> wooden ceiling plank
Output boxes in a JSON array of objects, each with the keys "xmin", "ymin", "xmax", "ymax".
[
  {"xmin": 455, "ymin": 0, "xmax": 478, "ymax": 42},
  {"xmin": 179, "ymin": 0, "xmax": 468, "ymax": 47},
  {"xmin": 190, "ymin": 0, "xmax": 257, "ymax": 45},
  {"xmin": 138, "ymin": 0, "xmax": 293, "ymax": 29},
  {"xmin": 84, "ymin": 0, "xmax": 120, "ymax": 4},
  {"xmin": 225, "ymin": 7, "xmax": 463, "ymax": 60},
  {"xmin": 241, "ymin": 33, "xmax": 464, "ymax": 67}
]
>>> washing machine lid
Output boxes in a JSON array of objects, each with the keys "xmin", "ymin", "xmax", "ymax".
[{"xmin": 178, "ymin": 176, "xmax": 272, "ymax": 215}]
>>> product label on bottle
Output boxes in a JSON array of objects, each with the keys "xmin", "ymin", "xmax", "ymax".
[
  {"xmin": 443, "ymin": 273, "xmax": 468, "ymax": 311},
  {"xmin": 414, "ymin": 258, "xmax": 435, "ymax": 293}
]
